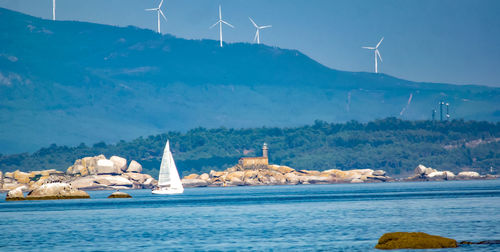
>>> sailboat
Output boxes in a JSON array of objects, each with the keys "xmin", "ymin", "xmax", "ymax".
[{"xmin": 152, "ymin": 140, "xmax": 184, "ymax": 195}]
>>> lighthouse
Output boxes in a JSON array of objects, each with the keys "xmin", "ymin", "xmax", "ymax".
[
  {"xmin": 262, "ymin": 143, "xmax": 268, "ymax": 158},
  {"xmin": 238, "ymin": 143, "xmax": 269, "ymax": 167}
]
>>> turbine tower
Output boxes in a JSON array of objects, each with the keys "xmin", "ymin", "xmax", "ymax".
[
  {"xmin": 52, "ymin": 0, "xmax": 56, "ymax": 21},
  {"xmin": 145, "ymin": 0, "xmax": 167, "ymax": 33},
  {"xmin": 439, "ymin": 101, "xmax": 445, "ymax": 121},
  {"xmin": 362, "ymin": 37, "xmax": 384, "ymax": 73},
  {"xmin": 249, "ymin": 17, "xmax": 271, "ymax": 44},
  {"xmin": 446, "ymin": 102, "xmax": 450, "ymax": 121},
  {"xmin": 210, "ymin": 5, "xmax": 234, "ymax": 47}
]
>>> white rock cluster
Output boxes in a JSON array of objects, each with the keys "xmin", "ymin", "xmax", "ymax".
[
  {"xmin": 408, "ymin": 164, "xmax": 486, "ymax": 181},
  {"xmin": 66, "ymin": 155, "xmax": 155, "ymax": 190}
]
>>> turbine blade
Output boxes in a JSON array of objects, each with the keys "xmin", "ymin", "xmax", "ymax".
[
  {"xmin": 362, "ymin": 47, "xmax": 375, "ymax": 49},
  {"xmin": 376, "ymin": 37, "xmax": 384, "ymax": 48},
  {"xmin": 159, "ymin": 10, "xmax": 167, "ymax": 22},
  {"xmin": 249, "ymin": 17, "xmax": 258, "ymax": 28},
  {"xmin": 159, "ymin": 0, "xmax": 164, "ymax": 8},
  {"xmin": 209, "ymin": 21, "xmax": 220, "ymax": 29},
  {"xmin": 254, "ymin": 30, "xmax": 258, "ymax": 42},
  {"xmin": 219, "ymin": 5, "xmax": 222, "ymax": 20},
  {"xmin": 145, "ymin": 8, "xmax": 158, "ymax": 11},
  {"xmin": 221, "ymin": 20, "xmax": 234, "ymax": 28},
  {"xmin": 259, "ymin": 25, "xmax": 272, "ymax": 29},
  {"xmin": 376, "ymin": 50, "xmax": 383, "ymax": 62}
]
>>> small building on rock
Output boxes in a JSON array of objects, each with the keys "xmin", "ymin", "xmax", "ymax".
[{"xmin": 238, "ymin": 143, "xmax": 269, "ymax": 167}]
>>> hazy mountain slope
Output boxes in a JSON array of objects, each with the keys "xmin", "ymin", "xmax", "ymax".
[{"xmin": 0, "ymin": 8, "xmax": 499, "ymax": 153}]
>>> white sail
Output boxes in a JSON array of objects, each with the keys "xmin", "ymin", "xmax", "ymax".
[{"xmin": 153, "ymin": 140, "xmax": 184, "ymax": 194}]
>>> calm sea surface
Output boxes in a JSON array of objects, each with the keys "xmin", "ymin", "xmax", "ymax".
[{"xmin": 1, "ymin": 180, "xmax": 499, "ymax": 251}]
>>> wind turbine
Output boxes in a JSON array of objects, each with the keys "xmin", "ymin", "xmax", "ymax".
[
  {"xmin": 362, "ymin": 37, "xmax": 384, "ymax": 73},
  {"xmin": 52, "ymin": 0, "xmax": 56, "ymax": 21},
  {"xmin": 210, "ymin": 5, "xmax": 234, "ymax": 47},
  {"xmin": 145, "ymin": 0, "xmax": 167, "ymax": 33},
  {"xmin": 249, "ymin": 17, "xmax": 271, "ymax": 44}
]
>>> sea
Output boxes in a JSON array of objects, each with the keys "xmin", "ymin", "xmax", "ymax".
[{"xmin": 1, "ymin": 180, "xmax": 499, "ymax": 251}]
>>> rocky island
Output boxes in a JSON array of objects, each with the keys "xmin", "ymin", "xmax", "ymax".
[
  {"xmin": 403, "ymin": 164, "xmax": 497, "ymax": 182},
  {"xmin": 181, "ymin": 164, "xmax": 392, "ymax": 187},
  {"xmin": 1, "ymin": 143, "xmax": 497, "ymax": 200},
  {"xmin": 1, "ymin": 154, "xmax": 157, "ymax": 200},
  {"xmin": 1, "ymin": 154, "xmax": 156, "ymax": 193}
]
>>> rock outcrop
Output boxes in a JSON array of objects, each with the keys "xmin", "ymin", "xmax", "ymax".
[
  {"xmin": 96, "ymin": 159, "xmax": 122, "ymax": 175},
  {"xmin": 375, "ymin": 232, "xmax": 457, "ymax": 249},
  {"xmin": 405, "ymin": 164, "xmax": 495, "ymax": 181},
  {"xmin": 70, "ymin": 176, "xmax": 102, "ymax": 190},
  {"xmin": 5, "ymin": 185, "xmax": 27, "ymax": 201},
  {"xmin": 457, "ymin": 171, "xmax": 480, "ymax": 179},
  {"xmin": 65, "ymin": 155, "xmax": 156, "ymax": 190},
  {"xmin": 1, "ymin": 155, "xmax": 156, "ymax": 192},
  {"xmin": 181, "ymin": 179, "xmax": 209, "ymax": 187},
  {"xmin": 66, "ymin": 154, "xmax": 106, "ymax": 176},
  {"xmin": 68, "ymin": 173, "xmax": 155, "ymax": 190},
  {"xmin": 126, "ymin": 160, "xmax": 143, "ymax": 173},
  {"xmin": 26, "ymin": 183, "xmax": 90, "ymax": 200},
  {"xmin": 181, "ymin": 164, "xmax": 393, "ymax": 188},
  {"xmin": 107, "ymin": 191, "xmax": 132, "ymax": 198},
  {"xmin": 110, "ymin": 156, "xmax": 128, "ymax": 172}
]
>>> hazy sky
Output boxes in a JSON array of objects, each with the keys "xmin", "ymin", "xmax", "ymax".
[{"xmin": 1, "ymin": 0, "xmax": 499, "ymax": 86}]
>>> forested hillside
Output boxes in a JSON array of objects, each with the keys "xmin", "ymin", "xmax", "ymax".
[
  {"xmin": 1, "ymin": 118, "xmax": 498, "ymax": 178},
  {"xmin": 1, "ymin": 7, "xmax": 499, "ymax": 153}
]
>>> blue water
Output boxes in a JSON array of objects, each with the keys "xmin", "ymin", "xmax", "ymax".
[{"xmin": 1, "ymin": 180, "xmax": 499, "ymax": 251}]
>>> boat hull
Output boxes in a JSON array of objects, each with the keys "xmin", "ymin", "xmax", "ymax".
[{"xmin": 152, "ymin": 187, "xmax": 184, "ymax": 195}]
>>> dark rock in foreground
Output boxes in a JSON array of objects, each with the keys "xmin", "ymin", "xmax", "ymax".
[
  {"xmin": 375, "ymin": 232, "xmax": 457, "ymax": 250},
  {"xmin": 107, "ymin": 191, "xmax": 132, "ymax": 198},
  {"xmin": 460, "ymin": 240, "xmax": 500, "ymax": 245}
]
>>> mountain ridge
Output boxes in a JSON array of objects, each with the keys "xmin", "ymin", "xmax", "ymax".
[{"xmin": 1, "ymin": 7, "xmax": 499, "ymax": 153}]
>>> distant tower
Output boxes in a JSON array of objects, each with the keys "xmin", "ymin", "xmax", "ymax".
[
  {"xmin": 446, "ymin": 103, "xmax": 450, "ymax": 121},
  {"xmin": 432, "ymin": 109, "xmax": 436, "ymax": 121},
  {"xmin": 262, "ymin": 143, "xmax": 268, "ymax": 158},
  {"xmin": 439, "ymin": 101, "xmax": 444, "ymax": 121},
  {"xmin": 52, "ymin": 0, "xmax": 56, "ymax": 21}
]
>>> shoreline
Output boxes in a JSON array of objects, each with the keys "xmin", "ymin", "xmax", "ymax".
[
  {"xmin": 2, "ymin": 174, "xmax": 497, "ymax": 194},
  {"xmin": 1, "ymin": 154, "xmax": 497, "ymax": 195}
]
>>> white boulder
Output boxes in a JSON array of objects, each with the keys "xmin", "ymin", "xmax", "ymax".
[
  {"xmin": 110, "ymin": 156, "xmax": 128, "ymax": 172},
  {"xmin": 415, "ymin": 164, "xmax": 428, "ymax": 175},
  {"xmin": 427, "ymin": 171, "xmax": 445, "ymax": 178},
  {"xmin": 70, "ymin": 177, "xmax": 101, "ymax": 190},
  {"xmin": 94, "ymin": 175, "xmax": 133, "ymax": 187},
  {"xmin": 299, "ymin": 176, "xmax": 330, "ymax": 184},
  {"xmin": 96, "ymin": 159, "xmax": 122, "ymax": 175},
  {"xmin": 122, "ymin": 173, "xmax": 150, "ymax": 183},
  {"xmin": 443, "ymin": 171, "xmax": 455, "ymax": 178},
  {"xmin": 414, "ymin": 164, "xmax": 437, "ymax": 176},
  {"xmin": 6, "ymin": 185, "xmax": 27, "ymax": 200},
  {"xmin": 126, "ymin": 160, "xmax": 142, "ymax": 173},
  {"xmin": 458, "ymin": 171, "xmax": 480, "ymax": 178},
  {"xmin": 372, "ymin": 170, "xmax": 386, "ymax": 176},
  {"xmin": 182, "ymin": 179, "xmax": 209, "ymax": 187},
  {"xmin": 26, "ymin": 182, "xmax": 89, "ymax": 199}
]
